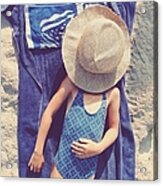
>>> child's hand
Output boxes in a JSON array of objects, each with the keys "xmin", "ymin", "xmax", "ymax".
[
  {"xmin": 28, "ymin": 151, "xmax": 45, "ymax": 173},
  {"xmin": 71, "ymin": 138, "xmax": 101, "ymax": 159}
]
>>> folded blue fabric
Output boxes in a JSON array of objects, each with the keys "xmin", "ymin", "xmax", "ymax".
[
  {"xmin": 24, "ymin": 2, "xmax": 118, "ymax": 49},
  {"xmin": 25, "ymin": 4, "xmax": 77, "ymax": 48}
]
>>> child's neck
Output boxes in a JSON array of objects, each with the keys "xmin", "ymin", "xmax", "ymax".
[{"xmin": 83, "ymin": 92, "xmax": 103, "ymax": 114}]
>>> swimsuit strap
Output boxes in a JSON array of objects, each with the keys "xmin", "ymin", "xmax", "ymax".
[{"xmin": 69, "ymin": 88, "xmax": 84, "ymax": 108}]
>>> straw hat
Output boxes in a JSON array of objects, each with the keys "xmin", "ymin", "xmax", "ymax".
[{"xmin": 62, "ymin": 5, "xmax": 131, "ymax": 93}]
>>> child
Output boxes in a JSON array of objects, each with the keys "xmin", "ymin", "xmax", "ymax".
[{"xmin": 28, "ymin": 5, "xmax": 131, "ymax": 179}]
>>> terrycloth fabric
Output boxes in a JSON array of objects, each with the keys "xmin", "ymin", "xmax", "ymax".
[
  {"xmin": 6, "ymin": 2, "xmax": 136, "ymax": 179},
  {"xmin": 24, "ymin": 2, "xmax": 134, "ymax": 49},
  {"xmin": 54, "ymin": 90, "xmax": 107, "ymax": 179},
  {"xmin": 24, "ymin": 4, "xmax": 77, "ymax": 49},
  {"xmin": 24, "ymin": 2, "xmax": 107, "ymax": 49},
  {"xmin": 10, "ymin": 6, "xmax": 67, "ymax": 177}
]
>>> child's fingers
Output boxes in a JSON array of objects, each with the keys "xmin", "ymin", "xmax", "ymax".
[
  {"xmin": 33, "ymin": 166, "xmax": 37, "ymax": 173},
  {"xmin": 30, "ymin": 164, "xmax": 34, "ymax": 171},
  {"xmin": 28, "ymin": 159, "xmax": 33, "ymax": 167},
  {"xmin": 36, "ymin": 163, "xmax": 43, "ymax": 173},
  {"xmin": 72, "ymin": 141, "xmax": 85, "ymax": 149},
  {"xmin": 33, "ymin": 163, "xmax": 39, "ymax": 173},
  {"xmin": 28, "ymin": 153, "xmax": 35, "ymax": 166},
  {"xmin": 71, "ymin": 142, "xmax": 85, "ymax": 152},
  {"xmin": 71, "ymin": 145, "xmax": 84, "ymax": 153},
  {"xmin": 36, "ymin": 167, "xmax": 41, "ymax": 173},
  {"xmin": 37, "ymin": 164, "xmax": 42, "ymax": 173},
  {"xmin": 79, "ymin": 138, "xmax": 90, "ymax": 144},
  {"xmin": 72, "ymin": 149, "xmax": 83, "ymax": 156},
  {"xmin": 28, "ymin": 157, "xmax": 32, "ymax": 167}
]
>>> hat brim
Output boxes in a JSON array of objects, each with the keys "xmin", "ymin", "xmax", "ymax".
[{"xmin": 62, "ymin": 5, "xmax": 131, "ymax": 93}]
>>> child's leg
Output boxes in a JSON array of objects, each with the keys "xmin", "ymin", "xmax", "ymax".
[
  {"xmin": 88, "ymin": 174, "xmax": 95, "ymax": 179},
  {"xmin": 50, "ymin": 164, "xmax": 63, "ymax": 178}
]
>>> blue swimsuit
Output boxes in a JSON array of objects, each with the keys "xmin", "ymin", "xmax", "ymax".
[{"xmin": 53, "ymin": 89, "xmax": 107, "ymax": 179}]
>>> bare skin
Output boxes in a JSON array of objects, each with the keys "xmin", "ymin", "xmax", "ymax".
[{"xmin": 28, "ymin": 76, "xmax": 120, "ymax": 178}]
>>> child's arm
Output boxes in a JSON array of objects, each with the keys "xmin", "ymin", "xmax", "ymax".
[
  {"xmin": 34, "ymin": 77, "xmax": 74, "ymax": 154},
  {"xmin": 28, "ymin": 76, "xmax": 74, "ymax": 172},
  {"xmin": 71, "ymin": 87, "xmax": 120, "ymax": 159},
  {"xmin": 97, "ymin": 87, "xmax": 120, "ymax": 152}
]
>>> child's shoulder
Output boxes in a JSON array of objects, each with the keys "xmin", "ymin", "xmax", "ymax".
[
  {"xmin": 106, "ymin": 87, "xmax": 120, "ymax": 105},
  {"xmin": 62, "ymin": 76, "xmax": 77, "ymax": 90},
  {"xmin": 107, "ymin": 86, "xmax": 120, "ymax": 96}
]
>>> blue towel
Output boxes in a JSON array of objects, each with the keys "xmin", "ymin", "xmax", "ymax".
[
  {"xmin": 24, "ymin": 4, "xmax": 77, "ymax": 48},
  {"xmin": 6, "ymin": 2, "xmax": 136, "ymax": 179},
  {"xmin": 24, "ymin": 2, "xmax": 135, "ymax": 49},
  {"xmin": 24, "ymin": 3, "xmax": 107, "ymax": 49}
]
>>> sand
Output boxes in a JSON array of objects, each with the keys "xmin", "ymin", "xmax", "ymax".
[{"xmin": 1, "ymin": 2, "xmax": 157, "ymax": 180}]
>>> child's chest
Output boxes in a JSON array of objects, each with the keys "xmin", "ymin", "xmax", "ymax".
[{"xmin": 66, "ymin": 90, "xmax": 109, "ymax": 115}]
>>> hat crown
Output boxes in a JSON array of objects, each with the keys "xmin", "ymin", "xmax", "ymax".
[{"xmin": 77, "ymin": 18, "xmax": 125, "ymax": 74}]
